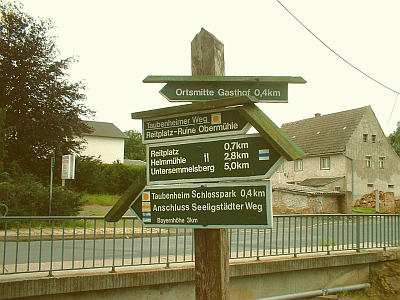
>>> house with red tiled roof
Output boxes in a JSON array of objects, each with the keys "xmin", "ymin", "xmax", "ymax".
[{"xmin": 270, "ymin": 106, "xmax": 400, "ymax": 201}]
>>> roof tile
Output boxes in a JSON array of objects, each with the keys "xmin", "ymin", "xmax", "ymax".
[
  {"xmin": 85, "ymin": 121, "xmax": 127, "ymax": 139},
  {"xmin": 281, "ymin": 106, "xmax": 370, "ymax": 156}
]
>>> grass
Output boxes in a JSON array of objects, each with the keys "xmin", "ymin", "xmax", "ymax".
[
  {"xmin": 81, "ymin": 193, "xmax": 120, "ymax": 206},
  {"xmin": 352, "ymin": 207, "xmax": 382, "ymax": 214},
  {"xmin": 321, "ymin": 239, "xmax": 337, "ymax": 247}
]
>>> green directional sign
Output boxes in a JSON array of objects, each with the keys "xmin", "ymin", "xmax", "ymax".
[
  {"xmin": 143, "ymin": 75, "xmax": 306, "ymax": 103},
  {"xmin": 160, "ymin": 82, "xmax": 288, "ymax": 102},
  {"xmin": 147, "ymin": 133, "xmax": 283, "ymax": 184},
  {"xmin": 142, "ymin": 108, "xmax": 251, "ymax": 144},
  {"xmin": 130, "ymin": 181, "xmax": 273, "ymax": 228}
]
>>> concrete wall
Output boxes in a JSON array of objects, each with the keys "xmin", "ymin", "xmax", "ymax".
[{"xmin": 2, "ymin": 248, "xmax": 399, "ymax": 300}]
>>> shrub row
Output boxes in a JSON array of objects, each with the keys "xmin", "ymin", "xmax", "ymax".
[
  {"xmin": 0, "ymin": 173, "xmax": 82, "ymax": 216},
  {"xmin": 0, "ymin": 157, "xmax": 146, "ymax": 216},
  {"xmin": 71, "ymin": 156, "xmax": 146, "ymax": 195}
]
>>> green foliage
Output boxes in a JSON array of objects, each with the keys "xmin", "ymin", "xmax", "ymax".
[
  {"xmin": 101, "ymin": 162, "xmax": 146, "ymax": 194},
  {"xmin": 0, "ymin": 1, "xmax": 95, "ymax": 180},
  {"xmin": 0, "ymin": 106, "xmax": 13, "ymax": 172},
  {"xmin": 73, "ymin": 155, "xmax": 103, "ymax": 194},
  {"xmin": 0, "ymin": 172, "xmax": 83, "ymax": 216},
  {"xmin": 101, "ymin": 161, "xmax": 133, "ymax": 194},
  {"xmin": 72, "ymin": 156, "xmax": 146, "ymax": 195},
  {"xmin": 388, "ymin": 120, "xmax": 400, "ymax": 156},
  {"xmin": 124, "ymin": 129, "xmax": 146, "ymax": 161}
]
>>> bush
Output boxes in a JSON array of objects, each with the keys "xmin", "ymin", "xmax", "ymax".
[
  {"xmin": 0, "ymin": 173, "xmax": 83, "ymax": 216},
  {"xmin": 73, "ymin": 156, "xmax": 103, "ymax": 194},
  {"xmin": 71, "ymin": 157, "xmax": 146, "ymax": 195},
  {"xmin": 101, "ymin": 161, "xmax": 146, "ymax": 194}
]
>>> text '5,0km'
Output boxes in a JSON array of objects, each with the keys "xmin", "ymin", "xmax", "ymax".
[{"xmin": 147, "ymin": 133, "xmax": 283, "ymax": 184}]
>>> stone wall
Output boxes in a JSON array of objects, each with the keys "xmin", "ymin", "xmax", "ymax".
[{"xmin": 272, "ymin": 189, "xmax": 350, "ymax": 214}]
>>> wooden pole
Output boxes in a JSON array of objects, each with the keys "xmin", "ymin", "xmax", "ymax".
[{"xmin": 192, "ymin": 28, "xmax": 230, "ymax": 300}]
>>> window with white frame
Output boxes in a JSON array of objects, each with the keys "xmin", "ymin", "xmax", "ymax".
[
  {"xmin": 365, "ymin": 155, "xmax": 372, "ymax": 168},
  {"xmin": 294, "ymin": 159, "xmax": 303, "ymax": 171},
  {"xmin": 372, "ymin": 134, "xmax": 376, "ymax": 143},
  {"xmin": 320, "ymin": 156, "xmax": 330, "ymax": 170},
  {"xmin": 363, "ymin": 134, "xmax": 368, "ymax": 142},
  {"xmin": 379, "ymin": 156, "xmax": 385, "ymax": 169}
]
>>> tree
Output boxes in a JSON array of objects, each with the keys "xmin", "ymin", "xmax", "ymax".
[
  {"xmin": 0, "ymin": 1, "xmax": 95, "ymax": 179},
  {"xmin": 389, "ymin": 121, "xmax": 400, "ymax": 157},
  {"xmin": 124, "ymin": 129, "xmax": 146, "ymax": 161},
  {"xmin": 0, "ymin": 106, "xmax": 13, "ymax": 172}
]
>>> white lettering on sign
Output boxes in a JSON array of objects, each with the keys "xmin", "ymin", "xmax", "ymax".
[
  {"xmin": 177, "ymin": 127, "xmax": 196, "ymax": 135},
  {"xmin": 254, "ymin": 88, "xmax": 281, "ymax": 98},
  {"xmin": 153, "ymin": 204, "xmax": 190, "ymax": 212},
  {"xmin": 151, "ymin": 191, "xmax": 190, "ymax": 200},
  {"xmin": 150, "ymin": 164, "xmax": 215, "ymax": 175},
  {"xmin": 150, "ymin": 157, "xmax": 187, "ymax": 166},
  {"xmin": 191, "ymin": 189, "xmax": 237, "ymax": 199},
  {"xmin": 146, "ymin": 129, "xmax": 174, "ymax": 139},
  {"xmin": 175, "ymin": 88, "xmax": 214, "ymax": 97},
  {"xmin": 146, "ymin": 118, "xmax": 190, "ymax": 130},
  {"xmin": 192, "ymin": 115, "xmax": 208, "ymax": 123},
  {"xmin": 150, "ymin": 148, "xmax": 179, "ymax": 158},
  {"xmin": 191, "ymin": 202, "xmax": 244, "ymax": 212},
  {"xmin": 156, "ymin": 217, "xmax": 186, "ymax": 224},
  {"xmin": 198, "ymin": 122, "xmax": 238, "ymax": 133},
  {"xmin": 218, "ymin": 88, "xmax": 251, "ymax": 97}
]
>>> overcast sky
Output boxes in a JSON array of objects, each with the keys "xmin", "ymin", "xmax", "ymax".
[{"xmin": 21, "ymin": 0, "xmax": 400, "ymax": 135}]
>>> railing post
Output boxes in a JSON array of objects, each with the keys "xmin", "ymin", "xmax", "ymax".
[{"xmin": 356, "ymin": 215, "xmax": 361, "ymax": 252}]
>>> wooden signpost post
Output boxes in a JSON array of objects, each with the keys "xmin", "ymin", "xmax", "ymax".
[
  {"xmin": 106, "ymin": 28, "xmax": 305, "ymax": 300},
  {"xmin": 191, "ymin": 28, "xmax": 230, "ymax": 300}
]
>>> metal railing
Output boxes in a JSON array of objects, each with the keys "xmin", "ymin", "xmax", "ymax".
[{"xmin": 1, "ymin": 214, "xmax": 399, "ymax": 276}]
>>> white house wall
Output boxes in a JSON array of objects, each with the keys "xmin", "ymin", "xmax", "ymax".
[
  {"xmin": 271, "ymin": 154, "xmax": 346, "ymax": 185},
  {"xmin": 345, "ymin": 109, "xmax": 400, "ymax": 200},
  {"xmin": 81, "ymin": 136, "xmax": 125, "ymax": 164}
]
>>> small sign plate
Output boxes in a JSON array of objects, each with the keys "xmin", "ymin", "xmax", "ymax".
[{"xmin": 142, "ymin": 108, "xmax": 251, "ymax": 144}]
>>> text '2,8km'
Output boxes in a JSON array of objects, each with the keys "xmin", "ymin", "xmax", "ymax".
[{"xmin": 147, "ymin": 134, "xmax": 283, "ymax": 184}]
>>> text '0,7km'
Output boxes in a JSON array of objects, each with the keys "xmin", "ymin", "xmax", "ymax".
[
  {"xmin": 147, "ymin": 133, "xmax": 283, "ymax": 184},
  {"xmin": 130, "ymin": 181, "xmax": 273, "ymax": 228}
]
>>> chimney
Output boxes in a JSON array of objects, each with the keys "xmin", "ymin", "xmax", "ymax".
[{"xmin": 315, "ymin": 113, "xmax": 321, "ymax": 118}]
